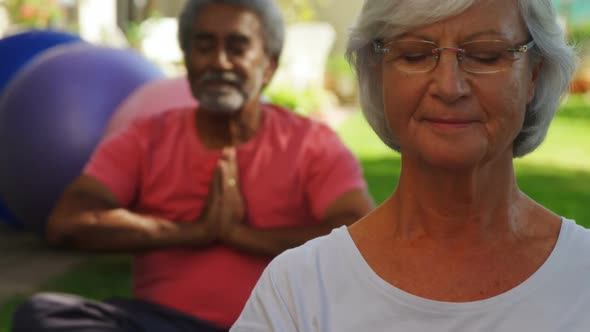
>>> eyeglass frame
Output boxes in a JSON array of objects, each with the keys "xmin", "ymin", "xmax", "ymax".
[{"xmin": 372, "ymin": 38, "xmax": 536, "ymax": 74}]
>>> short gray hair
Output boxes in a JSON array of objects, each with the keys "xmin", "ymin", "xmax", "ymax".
[
  {"xmin": 178, "ymin": 0, "xmax": 285, "ymax": 60},
  {"xmin": 346, "ymin": 0, "xmax": 577, "ymax": 157}
]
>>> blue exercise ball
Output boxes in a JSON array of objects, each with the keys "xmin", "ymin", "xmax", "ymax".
[
  {"xmin": 0, "ymin": 29, "xmax": 83, "ymax": 96},
  {"xmin": 0, "ymin": 43, "xmax": 165, "ymax": 231}
]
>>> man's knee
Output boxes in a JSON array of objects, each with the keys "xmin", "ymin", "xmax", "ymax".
[{"xmin": 11, "ymin": 292, "xmax": 105, "ymax": 332}]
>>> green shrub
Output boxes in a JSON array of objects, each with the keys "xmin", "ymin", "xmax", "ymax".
[
  {"xmin": 5, "ymin": 0, "xmax": 63, "ymax": 28},
  {"xmin": 569, "ymin": 23, "xmax": 590, "ymax": 51},
  {"xmin": 264, "ymin": 84, "xmax": 336, "ymax": 116},
  {"xmin": 325, "ymin": 55, "xmax": 358, "ymax": 104}
]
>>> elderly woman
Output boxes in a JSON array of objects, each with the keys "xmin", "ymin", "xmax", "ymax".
[{"xmin": 231, "ymin": 0, "xmax": 589, "ymax": 331}]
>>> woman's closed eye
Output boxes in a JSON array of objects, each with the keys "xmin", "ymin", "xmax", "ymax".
[
  {"xmin": 402, "ymin": 53, "xmax": 431, "ymax": 63},
  {"xmin": 467, "ymin": 52, "xmax": 503, "ymax": 63}
]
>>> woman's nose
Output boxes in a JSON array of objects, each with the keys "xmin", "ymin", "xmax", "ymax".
[{"xmin": 429, "ymin": 51, "xmax": 472, "ymax": 104}]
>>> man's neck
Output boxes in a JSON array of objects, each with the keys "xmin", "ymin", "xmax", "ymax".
[{"xmin": 195, "ymin": 103, "xmax": 263, "ymax": 149}]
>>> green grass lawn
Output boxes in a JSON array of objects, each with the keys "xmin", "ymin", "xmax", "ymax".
[{"xmin": 1, "ymin": 95, "xmax": 589, "ymax": 330}]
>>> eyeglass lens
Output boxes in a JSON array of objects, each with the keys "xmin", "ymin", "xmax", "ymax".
[{"xmin": 382, "ymin": 40, "xmax": 526, "ymax": 73}]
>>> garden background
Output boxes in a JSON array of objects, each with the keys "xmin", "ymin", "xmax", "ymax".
[{"xmin": 0, "ymin": 1, "xmax": 589, "ymax": 331}]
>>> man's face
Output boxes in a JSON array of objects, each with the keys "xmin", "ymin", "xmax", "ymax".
[{"xmin": 186, "ymin": 3, "xmax": 276, "ymax": 115}]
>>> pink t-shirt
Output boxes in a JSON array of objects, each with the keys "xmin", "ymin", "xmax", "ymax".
[{"xmin": 84, "ymin": 103, "xmax": 366, "ymax": 328}]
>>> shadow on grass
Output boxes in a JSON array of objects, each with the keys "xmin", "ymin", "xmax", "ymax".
[
  {"xmin": 0, "ymin": 298, "xmax": 23, "ymax": 332},
  {"xmin": 39, "ymin": 255, "xmax": 133, "ymax": 299}
]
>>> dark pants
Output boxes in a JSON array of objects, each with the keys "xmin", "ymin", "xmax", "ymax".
[{"xmin": 11, "ymin": 292, "xmax": 228, "ymax": 332}]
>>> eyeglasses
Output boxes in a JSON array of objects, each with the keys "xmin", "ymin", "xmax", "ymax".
[{"xmin": 373, "ymin": 39, "xmax": 535, "ymax": 74}]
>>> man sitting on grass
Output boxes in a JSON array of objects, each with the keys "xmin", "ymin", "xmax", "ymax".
[{"xmin": 11, "ymin": 0, "xmax": 374, "ymax": 331}]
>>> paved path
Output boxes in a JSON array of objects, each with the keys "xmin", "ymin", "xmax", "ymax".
[{"xmin": 0, "ymin": 224, "xmax": 87, "ymax": 303}]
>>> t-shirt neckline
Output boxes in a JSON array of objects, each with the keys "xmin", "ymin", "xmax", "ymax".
[
  {"xmin": 339, "ymin": 217, "xmax": 572, "ymax": 314},
  {"xmin": 187, "ymin": 104, "xmax": 269, "ymax": 154}
]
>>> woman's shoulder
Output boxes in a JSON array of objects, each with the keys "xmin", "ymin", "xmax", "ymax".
[
  {"xmin": 274, "ymin": 226, "xmax": 350, "ymax": 265},
  {"xmin": 561, "ymin": 218, "xmax": 590, "ymax": 250},
  {"xmin": 265, "ymin": 226, "xmax": 357, "ymax": 287},
  {"xmin": 234, "ymin": 226, "xmax": 361, "ymax": 331},
  {"xmin": 549, "ymin": 218, "xmax": 590, "ymax": 276}
]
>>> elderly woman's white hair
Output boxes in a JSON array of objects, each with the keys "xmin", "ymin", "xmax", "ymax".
[{"xmin": 346, "ymin": 0, "xmax": 577, "ymax": 157}]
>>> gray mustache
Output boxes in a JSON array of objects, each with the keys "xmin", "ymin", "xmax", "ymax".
[{"xmin": 200, "ymin": 71, "xmax": 242, "ymax": 85}]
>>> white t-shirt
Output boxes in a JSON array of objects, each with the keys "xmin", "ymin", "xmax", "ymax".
[{"xmin": 231, "ymin": 218, "xmax": 590, "ymax": 331}]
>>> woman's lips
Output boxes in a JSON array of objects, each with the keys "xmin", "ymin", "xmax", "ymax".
[{"xmin": 425, "ymin": 118, "xmax": 479, "ymax": 129}]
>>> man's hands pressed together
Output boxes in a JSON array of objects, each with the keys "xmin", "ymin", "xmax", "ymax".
[{"xmin": 199, "ymin": 147, "xmax": 248, "ymax": 247}]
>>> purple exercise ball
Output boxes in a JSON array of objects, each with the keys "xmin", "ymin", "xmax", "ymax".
[
  {"xmin": 0, "ymin": 29, "xmax": 84, "ymax": 96},
  {"xmin": 0, "ymin": 43, "xmax": 165, "ymax": 231}
]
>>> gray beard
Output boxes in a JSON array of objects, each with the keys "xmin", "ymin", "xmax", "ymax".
[{"xmin": 197, "ymin": 86, "xmax": 247, "ymax": 114}]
